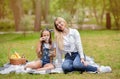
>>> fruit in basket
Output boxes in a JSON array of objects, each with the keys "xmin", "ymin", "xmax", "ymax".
[
  {"xmin": 10, "ymin": 52, "xmax": 21, "ymax": 59},
  {"xmin": 15, "ymin": 52, "xmax": 21, "ymax": 58},
  {"xmin": 10, "ymin": 55, "xmax": 17, "ymax": 59}
]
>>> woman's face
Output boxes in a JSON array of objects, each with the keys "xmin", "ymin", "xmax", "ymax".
[{"xmin": 55, "ymin": 18, "xmax": 66, "ymax": 32}]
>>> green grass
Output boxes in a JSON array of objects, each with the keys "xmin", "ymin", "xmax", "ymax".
[{"xmin": 0, "ymin": 30, "xmax": 120, "ymax": 79}]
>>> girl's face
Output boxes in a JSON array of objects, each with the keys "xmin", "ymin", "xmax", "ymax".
[
  {"xmin": 55, "ymin": 18, "xmax": 66, "ymax": 32},
  {"xmin": 42, "ymin": 30, "xmax": 50, "ymax": 42}
]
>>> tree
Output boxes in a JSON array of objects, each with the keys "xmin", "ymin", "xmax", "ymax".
[
  {"xmin": 106, "ymin": 12, "xmax": 111, "ymax": 29},
  {"xmin": 32, "ymin": 0, "xmax": 35, "ymax": 14},
  {"xmin": 0, "ymin": 0, "xmax": 5, "ymax": 19},
  {"xmin": 41, "ymin": 0, "xmax": 50, "ymax": 23},
  {"xmin": 50, "ymin": 0, "xmax": 84, "ymax": 23},
  {"xmin": 10, "ymin": 0, "xmax": 24, "ymax": 31},
  {"xmin": 34, "ymin": 0, "xmax": 41, "ymax": 31},
  {"xmin": 109, "ymin": 0, "xmax": 120, "ymax": 30},
  {"xmin": 54, "ymin": 0, "xmax": 78, "ymax": 16},
  {"xmin": 90, "ymin": 0, "xmax": 108, "ymax": 25}
]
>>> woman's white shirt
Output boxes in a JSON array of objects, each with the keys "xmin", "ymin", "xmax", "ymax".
[{"xmin": 56, "ymin": 28, "xmax": 84, "ymax": 64}]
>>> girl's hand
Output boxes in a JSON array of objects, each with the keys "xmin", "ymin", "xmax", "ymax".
[
  {"xmin": 40, "ymin": 37, "xmax": 45, "ymax": 42},
  {"xmin": 81, "ymin": 58, "xmax": 88, "ymax": 66}
]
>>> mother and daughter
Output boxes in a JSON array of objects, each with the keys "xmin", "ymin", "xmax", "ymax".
[{"xmin": 25, "ymin": 17, "xmax": 112, "ymax": 74}]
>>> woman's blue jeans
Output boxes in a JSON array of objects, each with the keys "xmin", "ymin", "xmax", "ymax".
[{"xmin": 62, "ymin": 52, "xmax": 97, "ymax": 73}]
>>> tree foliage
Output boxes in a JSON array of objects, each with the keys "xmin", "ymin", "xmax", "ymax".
[
  {"xmin": 109, "ymin": 0, "xmax": 120, "ymax": 30},
  {"xmin": 0, "ymin": 0, "xmax": 120, "ymax": 31}
]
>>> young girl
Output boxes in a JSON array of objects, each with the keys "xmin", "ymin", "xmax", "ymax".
[{"xmin": 25, "ymin": 29, "xmax": 56, "ymax": 71}]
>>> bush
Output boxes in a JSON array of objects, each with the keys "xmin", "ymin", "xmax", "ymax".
[
  {"xmin": 0, "ymin": 19, "xmax": 15, "ymax": 31},
  {"xmin": 20, "ymin": 15, "xmax": 34, "ymax": 31}
]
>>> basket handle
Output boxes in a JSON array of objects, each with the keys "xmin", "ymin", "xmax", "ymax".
[{"xmin": 8, "ymin": 47, "xmax": 11, "ymax": 59}]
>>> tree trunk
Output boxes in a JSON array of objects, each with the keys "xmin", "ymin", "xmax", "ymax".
[
  {"xmin": 0, "ymin": 0, "xmax": 5, "ymax": 19},
  {"xmin": 100, "ymin": 0, "xmax": 106, "ymax": 24},
  {"xmin": 93, "ymin": 8, "xmax": 99, "ymax": 24},
  {"xmin": 70, "ymin": 0, "xmax": 77, "ymax": 17},
  {"xmin": 42, "ymin": 0, "xmax": 49, "ymax": 23},
  {"xmin": 10, "ymin": 0, "xmax": 24, "ymax": 31},
  {"xmin": 32, "ymin": 0, "xmax": 35, "ymax": 14},
  {"xmin": 34, "ymin": 0, "xmax": 41, "ymax": 31},
  {"xmin": 92, "ymin": 1, "xmax": 100, "ymax": 25},
  {"xmin": 44, "ymin": 0, "xmax": 49, "ymax": 23},
  {"xmin": 106, "ymin": 12, "xmax": 111, "ymax": 29}
]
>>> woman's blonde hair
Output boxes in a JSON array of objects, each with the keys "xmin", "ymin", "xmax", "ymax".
[{"xmin": 54, "ymin": 17, "xmax": 68, "ymax": 50}]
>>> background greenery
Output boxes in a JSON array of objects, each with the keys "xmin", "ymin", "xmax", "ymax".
[
  {"xmin": 0, "ymin": 0, "xmax": 120, "ymax": 31},
  {"xmin": 0, "ymin": 30, "xmax": 120, "ymax": 79}
]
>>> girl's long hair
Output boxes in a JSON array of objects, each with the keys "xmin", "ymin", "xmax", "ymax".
[{"xmin": 40, "ymin": 29, "xmax": 52, "ymax": 53}]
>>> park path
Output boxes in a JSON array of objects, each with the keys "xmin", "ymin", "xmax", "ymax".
[
  {"xmin": 0, "ymin": 24, "xmax": 104, "ymax": 34},
  {"xmin": 0, "ymin": 31, "xmax": 34, "ymax": 34}
]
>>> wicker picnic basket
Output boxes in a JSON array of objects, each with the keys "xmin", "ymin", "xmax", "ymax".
[
  {"xmin": 9, "ymin": 58, "xmax": 26, "ymax": 65},
  {"xmin": 8, "ymin": 49, "xmax": 26, "ymax": 65}
]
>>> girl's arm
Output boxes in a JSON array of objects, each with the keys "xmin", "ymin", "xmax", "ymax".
[
  {"xmin": 36, "ymin": 42, "xmax": 42, "ymax": 59},
  {"xmin": 36, "ymin": 37, "xmax": 45, "ymax": 59}
]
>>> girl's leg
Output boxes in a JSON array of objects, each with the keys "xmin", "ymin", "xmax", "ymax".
[
  {"xmin": 25, "ymin": 60, "xmax": 42, "ymax": 69},
  {"xmin": 73, "ymin": 54, "xmax": 97, "ymax": 72},
  {"xmin": 37, "ymin": 63, "xmax": 54, "ymax": 71}
]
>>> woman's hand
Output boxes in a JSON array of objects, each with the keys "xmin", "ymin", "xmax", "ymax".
[
  {"xmin": 81, "ymin": 58, "xmax": 88, "ymax": 66},
  {"xmin": 49, "ymin": 49, "xmax": 56, "ymax": 57}
]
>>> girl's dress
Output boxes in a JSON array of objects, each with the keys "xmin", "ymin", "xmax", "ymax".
[{"xmin": 41, "ymin": 43, "xmax": 55, "ymax": 66}]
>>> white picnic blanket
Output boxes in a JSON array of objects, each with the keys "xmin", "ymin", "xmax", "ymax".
[
  {"xmin": 0, "ymin": 56, "xmax": 100, "ymax": 74},
  {"xmin": 0, "ymin": 63, "xmax": 63, "ymax": 74}
]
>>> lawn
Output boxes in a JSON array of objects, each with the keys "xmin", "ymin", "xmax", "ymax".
[{"xmin": 0, "ymin": 30, "xmax": 120, "ymax": 79}]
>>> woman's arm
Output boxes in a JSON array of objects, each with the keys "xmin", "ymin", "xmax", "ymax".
[
  {"xmin": 49, "ymin": 48, "xmax": 56, "ymax": 57},
  {"xmin": 74, "ymin": 29, "xmax": 88, "ymax": 66},
  {"xmin": 74, "ymin": 29, "xmax": 84, "ymax": 59},
  {"xmin": 53, "ymin": 48, "xmax": 56, "ymax": 57}
]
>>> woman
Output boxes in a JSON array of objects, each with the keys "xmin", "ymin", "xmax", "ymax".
[{"xmin": 54, "ymin": 17, "xmax": 111, "ymax": 74}]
